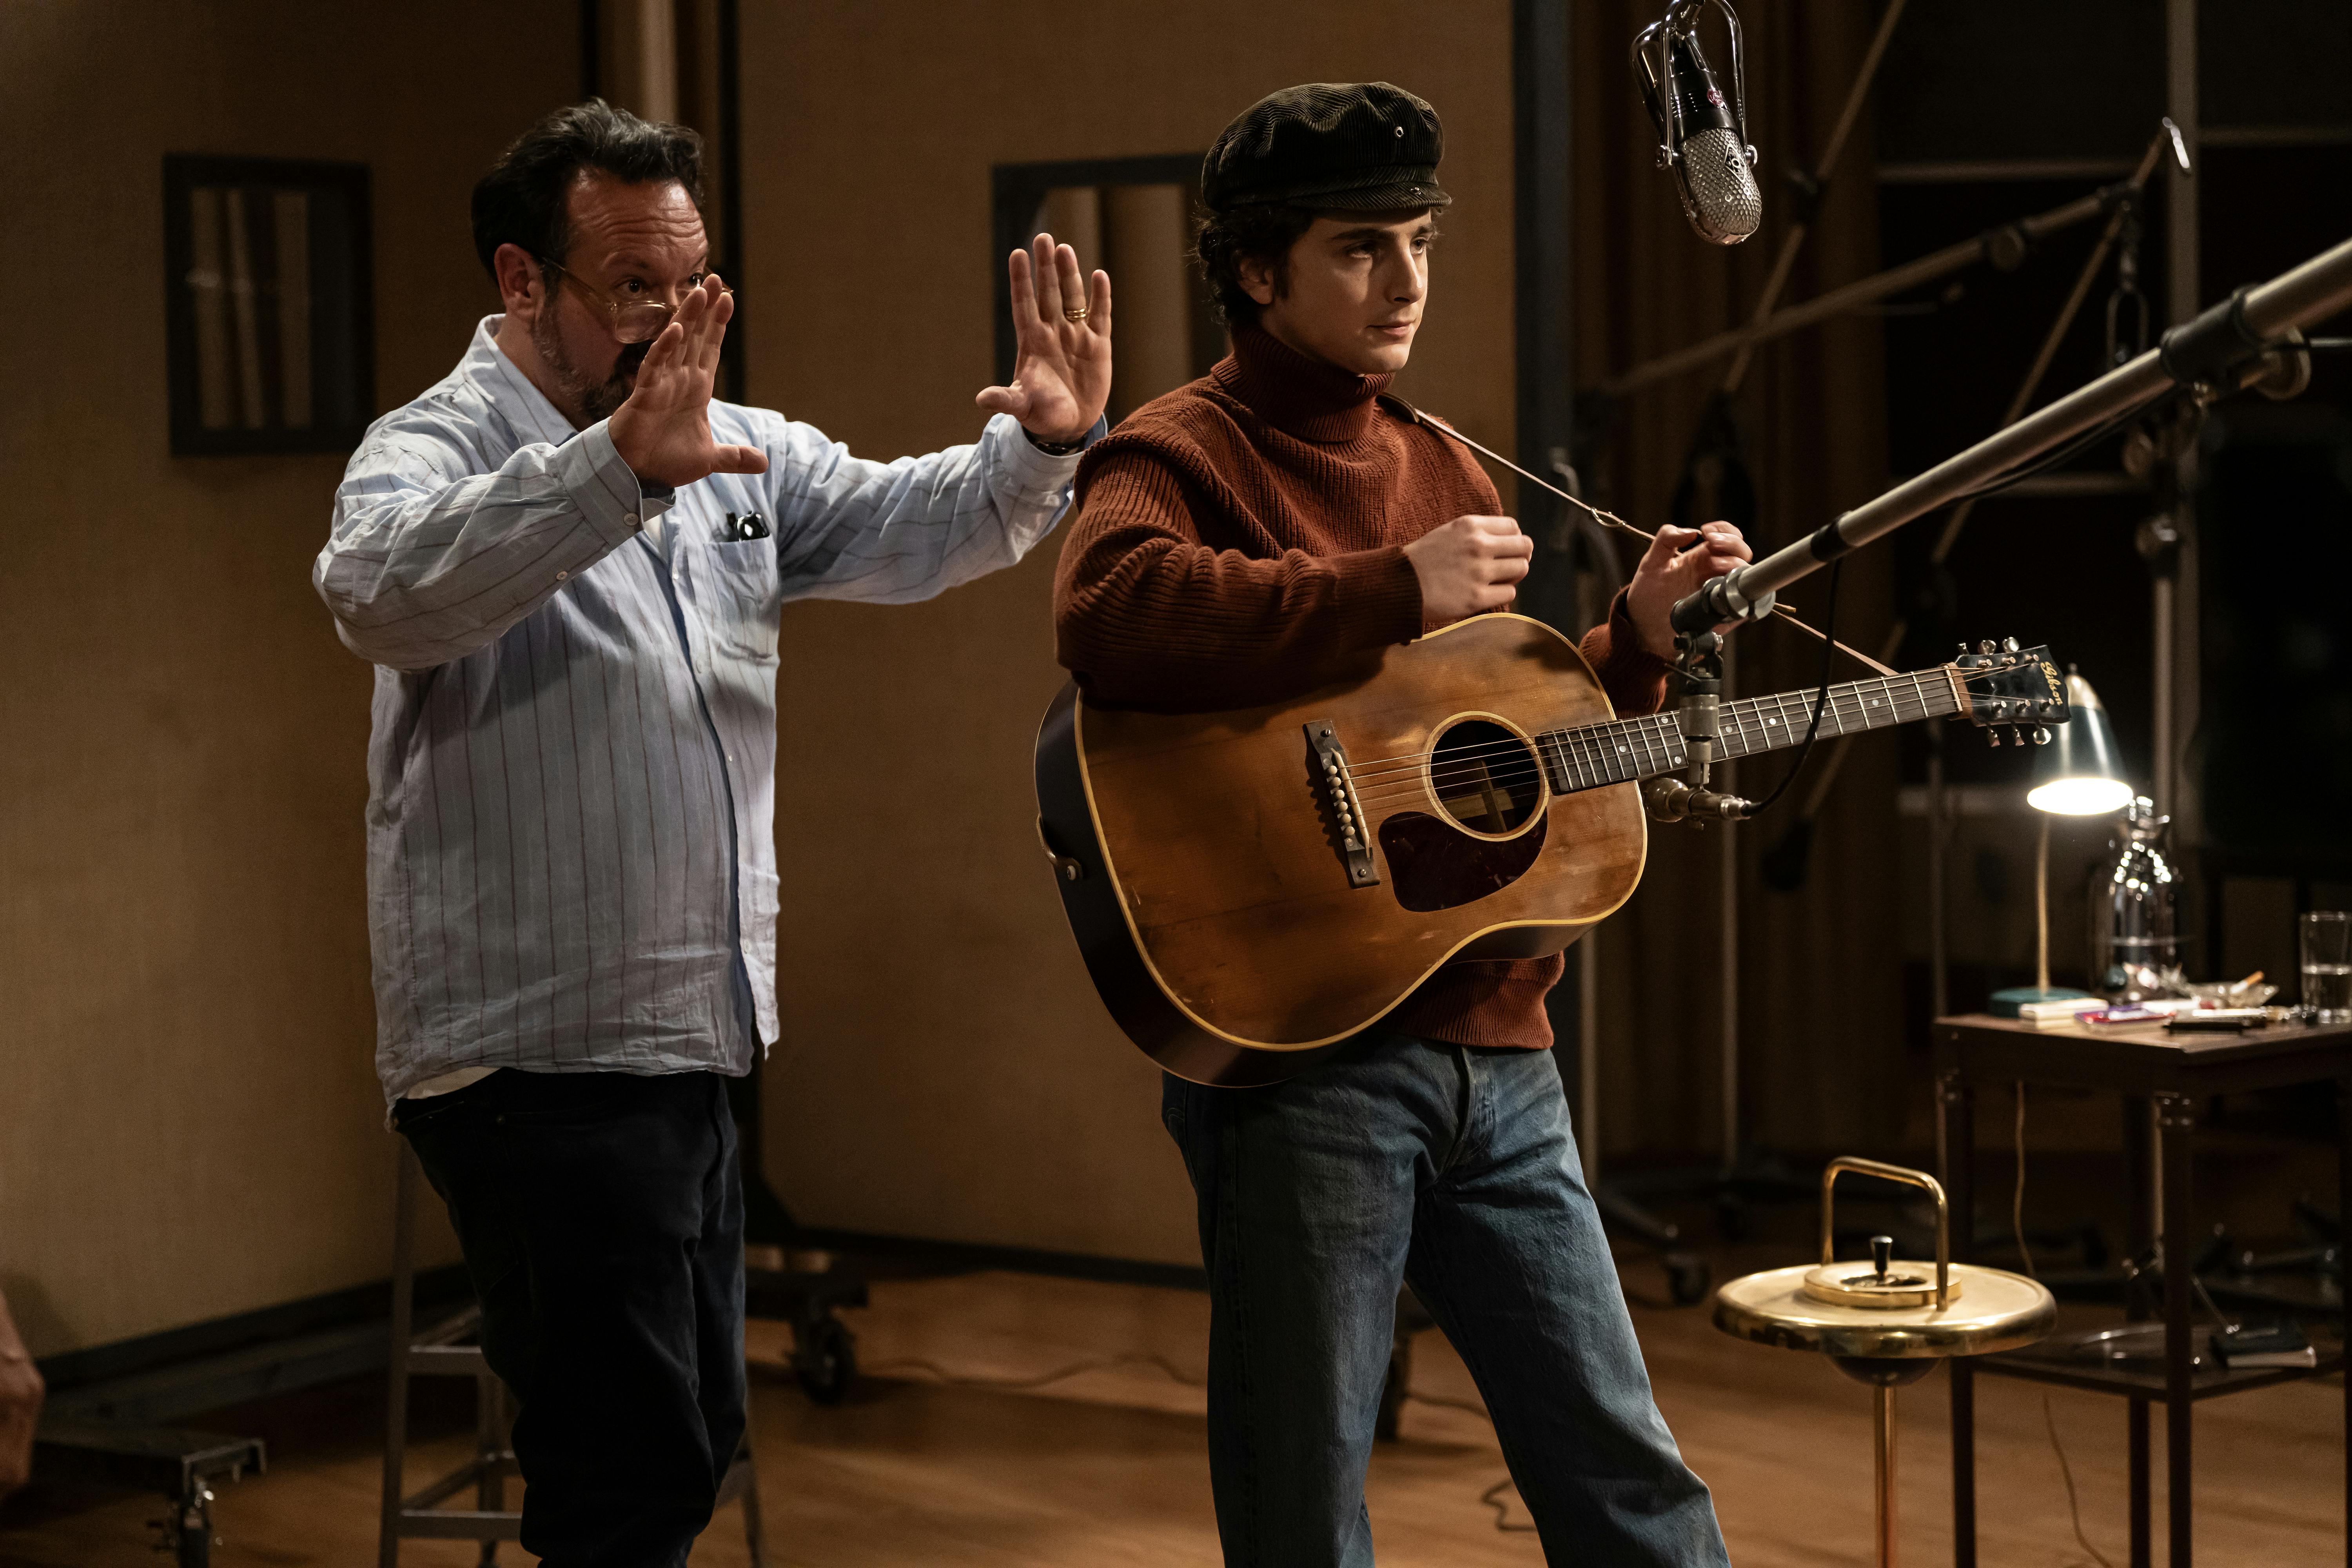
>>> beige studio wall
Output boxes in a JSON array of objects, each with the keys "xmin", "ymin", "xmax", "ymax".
[
  {"xmin": 0, "ymin": 1, "xmax": 574, "ymax": 1357},
  {"xmin": 743, "ymin": 2, "xmax": 1519, "ymax": 1265}
]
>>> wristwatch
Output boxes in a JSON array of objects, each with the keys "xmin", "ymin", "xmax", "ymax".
[{"xmin": 1024, "ymin": 428, "xmax": 1088, "ymax": 457}]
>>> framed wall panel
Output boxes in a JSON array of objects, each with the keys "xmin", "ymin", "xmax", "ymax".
[{"xmin": 163, "ymin": 154, "xmax": 374, "ymax": 456}]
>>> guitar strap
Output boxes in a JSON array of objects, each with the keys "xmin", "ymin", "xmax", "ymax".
[
  {"xmin": 1385, "ymin": 394, "xmax": 1902, "ymax": 681},
  {"xmin": 1762, "ymin": 604, "xmax": 1902, "ymax": 678}
]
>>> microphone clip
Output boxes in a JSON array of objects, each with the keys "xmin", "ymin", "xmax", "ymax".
[
  {"xmin": 1668, "ymin": 566, "xmax": 1777, "ymax": 638},
  {"xmin": 1633, "ymin": 0, "xmax": 1759, "ymax": 202},
  {"xmin": 1644, "ymin": 776, "xmax": 1754, "ymax": 825},
  {"xmin": 1651, "ymin": 632, "xmax": 1753, "ymax": 827}
]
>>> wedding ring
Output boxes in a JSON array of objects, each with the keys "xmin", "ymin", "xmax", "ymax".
[{"xmin": 1063, "ymin": 306, "xmax": 1090, "ymax": 322}]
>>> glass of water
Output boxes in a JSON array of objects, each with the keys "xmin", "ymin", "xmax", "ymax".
[{"xmin": 2304, "ymin": 911, "xmax": 2352, "ymax": 1024}]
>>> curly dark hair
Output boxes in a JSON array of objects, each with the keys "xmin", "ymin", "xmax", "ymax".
[
  {"xmin": 470, "ymin": 99, "xmax": 705, "ymax": 280},
  {"xmin": 1191, "ymin": 203, "xmax": 1319, "ymax": 330},
  {"xmin": 1192, "ymin": 203, "xmax": 1443, "ymax": 330}
]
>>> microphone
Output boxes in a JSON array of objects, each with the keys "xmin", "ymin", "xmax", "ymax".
[{"xmin": 1633, "ymin": 0, "xmax": 1762, "ymax": 245}]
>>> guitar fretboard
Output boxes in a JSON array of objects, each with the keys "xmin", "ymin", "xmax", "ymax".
[{"xmin": 1535, "ymin": 669, "xmax": 1962, "ymax": 795}]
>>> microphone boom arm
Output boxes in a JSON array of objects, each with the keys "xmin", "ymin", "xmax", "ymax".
[{"xmin": 1669, "ymin": 234, "xmax": 2352, "ymax": 637}]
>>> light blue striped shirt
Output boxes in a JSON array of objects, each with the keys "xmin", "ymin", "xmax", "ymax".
[{"xmin": 317, "ymin": 317, "xmax": 1089, "ymax": 1105}]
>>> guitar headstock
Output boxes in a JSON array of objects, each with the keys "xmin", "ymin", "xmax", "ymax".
[{"xmin": 1949, "ymin": 640, "xmax": 2069, "ymax": 744}]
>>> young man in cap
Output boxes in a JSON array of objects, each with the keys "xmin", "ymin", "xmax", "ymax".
[{"xmin": 1053, "ymin": 83, "xmax": 1745, "ymax": 1566}]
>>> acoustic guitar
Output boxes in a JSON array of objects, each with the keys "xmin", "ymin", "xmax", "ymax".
[{"xmin": 1035, "ymin": 613, "xmax": 2068, "ymax": 1086}]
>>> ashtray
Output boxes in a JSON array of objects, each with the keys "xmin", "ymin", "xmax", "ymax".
[{"xmin": 2181, "ymin": 979, "xmax": 2280, "ymax": 1008}]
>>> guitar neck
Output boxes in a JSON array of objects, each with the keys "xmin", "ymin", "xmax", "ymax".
[
  {"xmin": 1535, "ymin": 669, "xmax": 1963, "ymax": 794},
  {"xmin": 1718, "ymin": 669, "xmax": 1964, "ymax": 761}
]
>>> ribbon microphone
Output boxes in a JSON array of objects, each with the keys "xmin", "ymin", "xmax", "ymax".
[{"xmin": 1633, "ymin": 0, "xmax": 1762, "ymax": 245}]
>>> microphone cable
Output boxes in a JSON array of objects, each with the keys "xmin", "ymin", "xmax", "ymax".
[{"xmin": 1734, "ymin": 555, "xmax": 1844, "ymax": 818}]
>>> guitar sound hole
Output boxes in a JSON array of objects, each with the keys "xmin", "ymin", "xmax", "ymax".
[{"xmin": 1426, "ymin": 719, "xmax": 1541, "ymax": 835}]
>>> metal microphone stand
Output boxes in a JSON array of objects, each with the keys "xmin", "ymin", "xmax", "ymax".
[
  {"xmin": 1599, "ymin": 634, "xmax": 1836, "ymax": 1263},
  {"xmin": 1666, "ymin": 235, "xmax": 2352, "ymax": 640},
  {"xmin": 1593, "ymin": 5, "xmax": 1912, "ymax": 1276}
]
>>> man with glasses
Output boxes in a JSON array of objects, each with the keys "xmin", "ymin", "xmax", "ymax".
[{"xmin": 314, "ymin": 99, "xmax": 1110, "ymax": 1566}]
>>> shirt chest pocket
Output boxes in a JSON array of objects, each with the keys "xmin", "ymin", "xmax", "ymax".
[{"xmin": 690, "ymin": 524, "xmax": 782, "ymax": 659}]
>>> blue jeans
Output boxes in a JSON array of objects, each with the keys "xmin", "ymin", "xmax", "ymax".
[{"xmin": 1162, "ymin": 1031, "xmax": 1728, "ymax": 1568}]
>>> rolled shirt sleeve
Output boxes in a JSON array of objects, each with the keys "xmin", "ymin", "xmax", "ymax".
[
  {"xmin": 316, "ymin": 417, "xmax": 674, "ymax": 671},
  {"xmin": 757, "ymin": 410, "xmax": 1103, "ymax": 605},
  {"xmin": 322, "ymin": 313, "xmax": 1101, "ymax": 1108}
]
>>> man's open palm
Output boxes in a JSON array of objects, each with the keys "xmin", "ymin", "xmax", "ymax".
[
  {"xmin": 978, "ymin": 234, "xmax": 1112, "ymax": 444},
  {"xmin": 609, "ymin": 276, "xmax": 768, "ymax": 488}
]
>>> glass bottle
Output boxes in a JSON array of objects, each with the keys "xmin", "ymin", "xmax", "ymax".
[{"xmin": 2087, "ymin": 797, "xmax": 2181, "ymax": 1000}]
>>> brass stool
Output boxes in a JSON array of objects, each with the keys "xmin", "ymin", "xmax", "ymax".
[
  {"xmin": 379, "ymin": 1140, "xmax": 767, "ymax": 1565},
  {"xmin": 1714, "ymin": 1158, "xmax": 2055, "ymax": 1568}
]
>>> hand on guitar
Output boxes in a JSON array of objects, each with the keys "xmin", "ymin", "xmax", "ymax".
[
  {"xmin": 1404, "ymin": 515, "xmax": 1534, "ymax": 621},
  {"xmin": 1626, "ymin": 521, "xmax": 1753, "ymax": 659}
]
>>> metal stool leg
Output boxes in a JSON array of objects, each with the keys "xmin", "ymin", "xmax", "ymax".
[
  {"xmin": 379, "ymin": 1141, "xmax": 417, "ymax": 1568},
  {"xmin": 382, "ymin": 1138, "xmax": 523, "ymax": 1558},
  {"xmin": 1876, "ymin": 1382, "xmax": 1899, "ymax": 1568}
]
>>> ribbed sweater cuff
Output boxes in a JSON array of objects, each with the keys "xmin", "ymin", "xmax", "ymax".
[
  {"xmin": 1588, "ymin": 586, "xmax": 1673, "ymax": 704},
  {"xmin": 1333, "ymin": 545, "xmax": 1425, "ymax": 648}
]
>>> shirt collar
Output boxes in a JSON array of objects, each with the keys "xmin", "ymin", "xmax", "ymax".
[{"xmin": 464, "ymin": 314, "xmax": 583, "ymax": 448}]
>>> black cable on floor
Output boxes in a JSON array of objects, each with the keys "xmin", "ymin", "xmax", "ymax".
[{"xmin": 2015, "ymin": 1083, "xmax": 2118, "ymax": 1568}]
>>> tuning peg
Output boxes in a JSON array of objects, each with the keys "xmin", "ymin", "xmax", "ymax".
[
  {"xmin": 1988, "ymin": 728, "xmax": 2002, "ymax": 746},
  {"xmin": 2002, "ymin": 636, "xmax": 2020, "ymax": 654},
  {"xmin": 2011, "ymin": 725, "xmax": 2025, "ymax": 746},
  {"xmin": 2031, "ymin": 726, "xmax": 2052, "ymax": 746},
  {"xmin": 1978, "ymin": 639, "xmax": 1997, "ymax": 655}
]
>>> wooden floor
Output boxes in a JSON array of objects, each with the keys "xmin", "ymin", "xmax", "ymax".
[{"xmin": 0, "ymin": 1252, "xmax": 2341, "ymax": 1565}]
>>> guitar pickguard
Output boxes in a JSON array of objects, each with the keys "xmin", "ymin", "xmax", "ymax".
[{"xmin": 1377, "ymin": 811, "xmax": 1549, "ymax": 913}]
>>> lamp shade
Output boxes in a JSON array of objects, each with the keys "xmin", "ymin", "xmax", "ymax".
[{"xmin": 2027, "ymin": 672, "xmax": 2134, "ymax": 815}]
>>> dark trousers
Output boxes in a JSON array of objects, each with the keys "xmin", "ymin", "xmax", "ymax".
[
  {"xmin": 394, "ymin": 1069, "xmax": 747, "ymax": 1568},
  {"xmin": 1162, "ymin": 1031, "xmax": 1729, "ymax": 1568}
]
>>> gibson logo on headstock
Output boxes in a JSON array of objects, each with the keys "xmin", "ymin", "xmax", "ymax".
[{"xmin": 2040, "ymin": 662, "xmax": 2062, "ymax": 699}]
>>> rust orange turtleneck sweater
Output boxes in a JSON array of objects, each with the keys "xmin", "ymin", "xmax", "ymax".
[{"xmin": 1051, "ymin": 324, "xmax": 1671, "ymax": 1049}]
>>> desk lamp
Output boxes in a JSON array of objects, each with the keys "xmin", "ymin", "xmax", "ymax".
[{"xmin": 1994, "ymin": 671, "xmax": 2134, "ymax": 1015}]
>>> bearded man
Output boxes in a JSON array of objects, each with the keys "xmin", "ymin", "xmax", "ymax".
[{"xmin": 316, "ymin": 99, "xmax": 1110, "ymax": 1566}]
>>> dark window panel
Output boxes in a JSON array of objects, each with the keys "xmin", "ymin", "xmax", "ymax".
[
  {"xmin": 1875, "ymin": 0, "xmax": 2164, "ymax": 164},
  {"xmin": 1878, "ymin": 176, "xmax": 2172, "ymax": 475},
  {"xmin": 2201, "ymin": 1, "xmax": 2352, "ymax": 129}
]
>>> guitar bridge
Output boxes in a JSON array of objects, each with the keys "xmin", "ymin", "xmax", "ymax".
[{"xmin": 1306, "ymin": 719, "xmax": 1379, "ymax": 889}]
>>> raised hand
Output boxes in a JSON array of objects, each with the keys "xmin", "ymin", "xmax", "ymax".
[
  {"xmin": 976, "ymin": 234, "xmax": 1111, "ymax": 444},
  {"xmin": 608, "ymin": 275, "xmax": 768, "ymax": 488},
  {"xmin": 1625, "ymin": 521, "xmax": 1754, "ymax": 657},
  {"xmin": 1403, "ymin": 515, "xmax": 1534, "ymax": 621}
]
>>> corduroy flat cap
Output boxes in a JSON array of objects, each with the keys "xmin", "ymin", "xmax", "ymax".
[{"xmin": 1201, "ymin": 82, "xmax": 1451, "ymax": 214}]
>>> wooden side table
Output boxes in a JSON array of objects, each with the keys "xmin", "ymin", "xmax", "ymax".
[{"xmin": 1934, "ymin": 1012, "xmax": 2352, "ymax": 1568}]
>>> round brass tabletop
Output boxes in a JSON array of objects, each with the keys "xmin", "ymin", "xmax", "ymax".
[{"xmin": 1713, "ymin": 1263, "xmax": 2056, "ymax": 1360}]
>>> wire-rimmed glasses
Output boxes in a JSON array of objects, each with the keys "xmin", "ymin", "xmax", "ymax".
[{"xmin": 535, "ymin": 257, "xmax": 730, "ymax": 345}]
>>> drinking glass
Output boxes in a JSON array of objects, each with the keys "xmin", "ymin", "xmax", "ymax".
[{"xmin": 2303, "ymin": 911, "xmax": 2352, "ymax": 1024}]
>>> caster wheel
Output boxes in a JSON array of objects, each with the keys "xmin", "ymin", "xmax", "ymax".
[
  {"xmin": 793, "ymin": 1315, "xmax": 858, "ymax": 1405},
  {"xmin": 1664, "ymin": 1252, "xmax": 1711, "ymax": 1307}
]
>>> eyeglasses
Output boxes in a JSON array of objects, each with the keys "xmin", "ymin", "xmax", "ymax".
[{"xmin": 534, "ymin": 256, "xmax": 732, "ymax": 345}]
